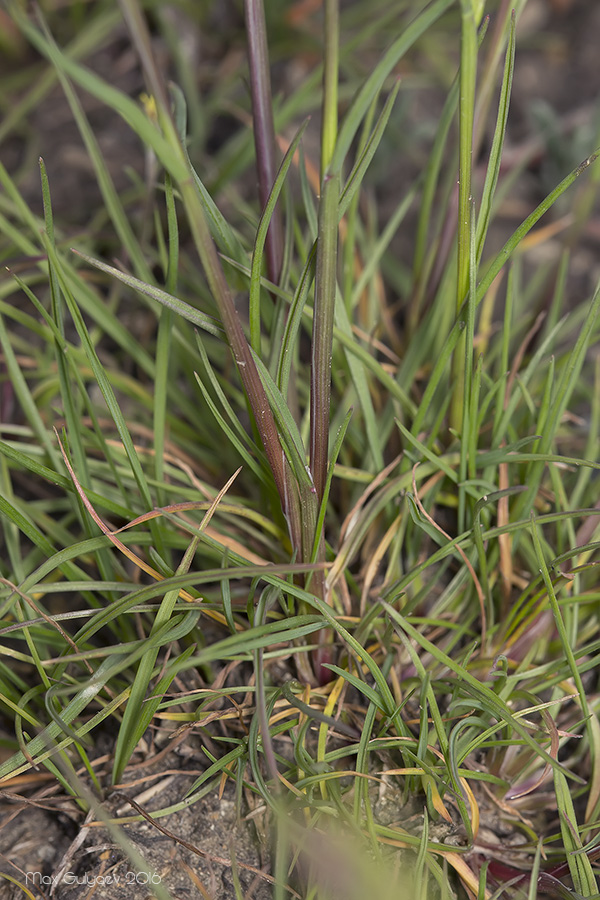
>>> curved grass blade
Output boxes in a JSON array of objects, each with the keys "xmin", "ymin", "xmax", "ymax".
[
  {"xmin": 350, "ymin": 182, "xmax": 417, "ymax": 309},
  {"xmin": 477, "ymin": 152, "xmax": 598, "ymax": 304},
  {"xmin": 383, "ymin": 603, "xmax": 578, "ymax": 777}
]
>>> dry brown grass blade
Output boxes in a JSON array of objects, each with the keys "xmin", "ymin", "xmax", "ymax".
[
  {"xmin": 359, "ymin": 516, "xmax": 400, "ymax": 615},
  {"xmin": 504, "ymin": 707, "xmax": 562, "ymax": 801},
  {"xmin": 498, "ymin": 312, "xmax": 546, "ymax": 606},
  {"xmin": 411, "ymin": 465, "xmax": 487, "ymax": 648},
  {"xmin": 0, "ymin": 577, "xmax": 93, "ymax": 674},
  {"xmin": 339, "ymin": 455, "xmax": 401, "ymax": 547},
  {"xmin": 54, "ymin": 428, "xmax": 239, "ymax": 625}
]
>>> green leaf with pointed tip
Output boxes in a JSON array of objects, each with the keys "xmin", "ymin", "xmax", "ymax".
[{"xmin": 73, "ymin": 251, "xmax": 223, "ymax": 338}]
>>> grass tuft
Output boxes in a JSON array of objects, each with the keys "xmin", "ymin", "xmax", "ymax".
[{"xmin": 1, "ymin": 1, "xmax": 600, "ymax": 897}]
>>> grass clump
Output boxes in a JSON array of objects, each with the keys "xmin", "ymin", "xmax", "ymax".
[{"xmin": 1, "ymin": 1, "xmax": 600, "ymax": 897}]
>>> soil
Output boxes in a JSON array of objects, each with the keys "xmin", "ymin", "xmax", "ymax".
[
  {"xmin": 1, "ymin": 1, "xmax": 599, "ymax": 898},
  {"xmin": 2, "ymin": 759, "xmax": 272, "ymax": 900}
]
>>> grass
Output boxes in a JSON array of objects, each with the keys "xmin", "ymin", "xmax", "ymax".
[{"xmin": 1, "ymin": 0, "xmax": 600, "ymax": 897}]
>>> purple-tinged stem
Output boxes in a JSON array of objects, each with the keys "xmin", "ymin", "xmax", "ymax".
[{"xmin": 244, "ymin": 0, "xmax": 283, "ymax": 286}]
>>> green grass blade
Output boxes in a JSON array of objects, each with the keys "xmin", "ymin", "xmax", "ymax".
[
  {"xmin": 331, "ymin": 0, "xmax": 454, "ymax": 172},
  {"xmin": 554, "ymin": 769, "xmax": 597, "ymax": 897},
  {"xmin": 249, "ymin": 119, "xmax": 309, "ymax": 351},
  {"xmin": 0, "ymin": 310, "xmax": 58, "ymax": 467},
  {"xmin": 477, "ymin": 152, "xmax": 598, "ymax": 304},
  {"xmin": 310, "ymin": 408, "xmax": 352, "ymax": 565},
  {"xmin": 36, "ymin": 14, "xmax": 151, "ymax": 282},
  {"xmin": 310, "ymin": 170, "xmax": 340, "ymax": 501},
  {"xmin": 383, "ymin": 604, "xmax": 574, "ymax": 775},
  {"xmin": 475, "ymin": 11, "xmax": 515, "ymax": 264},
  {"xmin": 334, "ymin": 296, "xmax": 384, "ymax": 473},
  {"xmin": 170, "ymin": 82, "xmax": 248, "ymax": 265},
  {"xmin": 514, "ymin": 277, "xmax": 600, "ymax": 521},
  {"xmin": 48, "ymin": 270, "xmax": 153, "ymax": 515},
  {"xmin": 338, "ymin": 80, "xmax": 400, "ymax": 220},
  {"xmin": 72, "ymin": 250, "xmax": 223, "ymax": 337},
  {"xmin": 153, "ymin": 173, "xmax": 178, "ymax": 512},
  {"xmin": 112, "ymin": 537, "xmax": 200, "ymax": 782},
  {"xmin": 251, "ymin": 354, "xmax": 312, "ymax": 493},
  {"xmin": 276, "ymin": 246, "xmax": 316, "ymax": 397}
]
